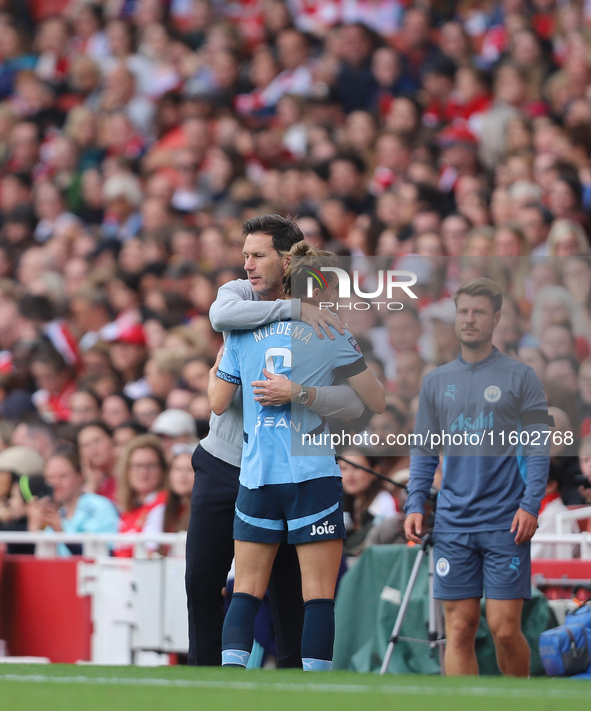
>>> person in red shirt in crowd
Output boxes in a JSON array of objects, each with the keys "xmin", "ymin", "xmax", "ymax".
[
  {"xmin": 445, "ymin": 66, "xmax": 492, "ymax": 128},
  {"xmin": 30, "ymin": 343, "xmax": 77, "ymax": 423},
  {"xmin": 421, "ymin": 57, "xmax": 456, "ymax": 129},
  {"xmin": 115, "ymin": 434, "xmax": 168, "ymax": 557}
]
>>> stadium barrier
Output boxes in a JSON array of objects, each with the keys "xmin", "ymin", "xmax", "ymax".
[
  {"xmin": 1, "ymin": 531, "xmax": 591, "ymax": 666},
  {"xmin": 0, "ymin": 533, "xmax": 187, "ymax": 664},
  {"xmin": 0, "ymin": 531, "xmax": 187, "ymax": 558},
  {"xmin": 557, "ymin": 507, "xmax": 591, "ymax": 534}
]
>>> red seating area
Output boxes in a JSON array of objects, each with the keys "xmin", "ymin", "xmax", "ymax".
[
  {"xmin": 0, "ymin": 554, "xmax": 91, "ymax": 662},
  {"xmin": 532, "ymin": 559, "xmax": 591, "ymax": 600}
]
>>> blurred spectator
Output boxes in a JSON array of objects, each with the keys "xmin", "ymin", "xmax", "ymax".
[
  {"xmin": 101, "ymin": 392, "xmax": 133, "ymax": 430},
  {"xmin": 30, "ymin": 343, "xmax": 76, "ymax": 422},
  {"xmin": 115, "ymin": 434, "xmax": 168, "ymax": 557},
  {"xmin": 163, "ymin": 443, "xmax": 196, "ymax": 532},
  {"xmin": 366, "ymin": 404, "xmax": 407, "ymax": 455},
  {"xmin": 547, "ymin": 219, "xmax": 590, "ymax": 257},
  {"xmin": 11, "ymin": 415, "xmax": 57, "ymax": 460},
  {"xmin": 27, "ymin": 443, "xmax": 119, "ymax": 556},
  {"xmin": 77, "ymin": 421, "xmax": 117, "ymax": 502},
  {"xmin": 112, "ymin": 420, "xmax": 149, "ymax": 464},
  {"xmin": 339, "ymin": 448, "xmax": 397, "ymax": 555},
  {"xmin": 395, "ymin": 351, "xmax": 424, "ymax": 403},
  {"xmin": 69, "ymin": 389, "xmax": 101, "ymax": 425},
  {"xmin": 0, "ymin": 446, "xmax": 44, "ymax": 549},
  {"xmin": 133, "ymin": 395, "xmax": 165, "ymax": 429},
  {"xmin": 150, "ymin": 408, "xmax": 198, "ymax": 460},
  {"xmin": 579, "ymin": 436, "xmax": 591, "ymax": 505},
  {"xmin": 531, "ymin": 465, "xmax": 579, "ymax": 559},
  {"xmin": 333, "ymin": 23, "xmax": 378, "ymax": 114}
]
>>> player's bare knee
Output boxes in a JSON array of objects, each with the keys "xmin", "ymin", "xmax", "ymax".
[
  {"xmin": 489, "ymin": 622, "xmax": 521, "ymax": 647},
  {"xmin": 446, "ymin": 617, "xmax": 479, "ymax": 647}
]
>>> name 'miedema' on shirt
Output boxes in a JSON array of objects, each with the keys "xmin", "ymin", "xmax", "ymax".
[{"xmin": 253, "ymin": 321, "xmax": 312, "ymax": 345}]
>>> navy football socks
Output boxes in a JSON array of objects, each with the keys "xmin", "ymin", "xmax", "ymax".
[
  {"xmin": 301, "ymin": 598, "xmax": 335, "ymax": 671},
  {"xmin": 221, "ymin": 592, "xmax": 262, "ymax": 667}
]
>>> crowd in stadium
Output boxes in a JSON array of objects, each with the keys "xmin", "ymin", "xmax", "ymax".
[{"xmin": 0, "ymin": 0, "xmax": 591, "ymax": 563}]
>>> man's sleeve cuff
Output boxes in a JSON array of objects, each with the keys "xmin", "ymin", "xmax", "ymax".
[{"xmin": 518, "ymin": 501, "xmax": 539, "ymax": 518}]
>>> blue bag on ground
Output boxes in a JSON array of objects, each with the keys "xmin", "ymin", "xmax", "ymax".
[
  {"xmin": 539, "ymin": 623, "xmax": 590, "ymax": 676},
  {"xmin": 565, "ymin": 604, "xmax": 591, "ymax": 634}
]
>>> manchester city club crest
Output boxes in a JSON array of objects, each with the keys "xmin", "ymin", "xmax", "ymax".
[
  {"xmin": 484, "ymin": 385, "xmax": 501, "ymax": 403},
  {"xmin": 436, "ymin": 557, "xmax": 450, "ymax": 577}
]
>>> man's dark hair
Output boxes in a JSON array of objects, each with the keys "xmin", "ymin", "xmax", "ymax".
[{"xmin": 242, "ymin": 214, "xmax": 305, "ymax": 253}]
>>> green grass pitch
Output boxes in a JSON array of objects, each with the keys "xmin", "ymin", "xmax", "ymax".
[{"xmin": 2, "ymin": 664, "xmax": 591, "ymax": 711}]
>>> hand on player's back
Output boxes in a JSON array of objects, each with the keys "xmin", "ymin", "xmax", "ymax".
[
  {"xmin": 252, "ymin": 368, "xmax": 292, "ymax": 406},
  {"xmin": 300, "ymin": 302, "xmax": 345, "ymax": 340}
]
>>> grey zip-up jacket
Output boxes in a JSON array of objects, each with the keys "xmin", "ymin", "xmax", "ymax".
[
  {"xmin": 200, "ymin": 279, "xmax": 365, "ymax": 467},
  {"xmin": 406, "ymin": 347, "xmax": 551, "ymax": 532}
]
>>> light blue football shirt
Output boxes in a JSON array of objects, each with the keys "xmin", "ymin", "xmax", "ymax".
[
  {"xmin": 53, "ymin": 492, "xmax": 120, "ymax": 556},
  {"xmin": 218, "ymin": 320, "xmax": 366, "ymax": 489}
]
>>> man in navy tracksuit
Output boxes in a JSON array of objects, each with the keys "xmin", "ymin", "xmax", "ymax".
[{"xmin": 405, "ymin": 276, "xmax": 551, "ymax": 676}]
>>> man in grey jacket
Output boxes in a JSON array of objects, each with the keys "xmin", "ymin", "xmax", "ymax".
[{"xmin": 186, "ymin": 214, "xmax": 365, "ymax": 666}]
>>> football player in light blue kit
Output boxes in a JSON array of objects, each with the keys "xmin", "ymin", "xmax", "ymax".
[
  {"xmin": 405, "ymin": 277, "xmax": 551, "ymax": 677},
  {"xmin": 210, "ymin": 241, "xmax": 385, "ymax": 671}
]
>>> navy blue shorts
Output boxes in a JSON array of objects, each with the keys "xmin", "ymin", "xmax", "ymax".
[
  {"xmin": 234, "ymin": 476, "xmax": 346, "ymax": 545},
  {"xmin": 432, "ymin": 529, "xmax": 531, "ymax": 600}
]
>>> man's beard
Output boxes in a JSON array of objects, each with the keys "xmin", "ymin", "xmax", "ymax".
[{"xmin": 459, "ymin": 332, "xmax": 489, "ymax": 349}]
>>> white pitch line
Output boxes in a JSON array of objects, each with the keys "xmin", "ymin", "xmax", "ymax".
[{"xmin": 0, "ymin": 674, "xmax": 590, "ymax": 699}]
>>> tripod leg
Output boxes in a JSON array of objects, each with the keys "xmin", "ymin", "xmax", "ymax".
[
  {"xmin": 379, "ymin": 547, "xmax": 426, "ymax": 675},
  {"xmin": 427, "ymin": 547, "xmax": 438, "ymax": 653}
]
